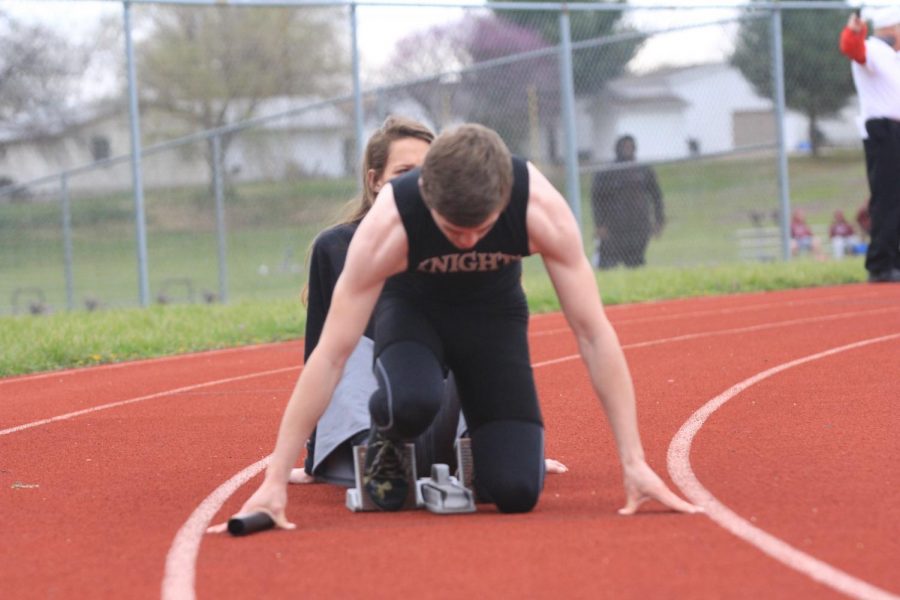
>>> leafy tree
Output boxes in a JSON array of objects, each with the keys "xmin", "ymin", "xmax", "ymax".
[
  {"xmin": 0, "ymin": 11, "xmax": 86, "ymax": 137},
  {"xmin": 137, "ymin": 5, "xmax": 347, "ymax": 184},
  {"xmin": 492, "ymin": 0, "xmax": 643, "ymax": 95},
  {"xmin": 731, "ymin": 3, "xmax": 855, "ymax": 156}
]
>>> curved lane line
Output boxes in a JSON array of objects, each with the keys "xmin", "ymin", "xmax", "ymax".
[
  {"xmin": 667, "ymin": 333, "xmax": 900, "ymax": 600},
  {"xmin": 161, "ymin": 346, "xmax": 604, "ymax": 600},
  {"xmin": 161, "ymin": 456, "xmax": 272, "ymax": 600},
  {"xmin": 161, "ymin": 309, "xmax": 899, "ymax": 600},
  {"xmin": 0, "ymin": 366, "xmax": 299, "ymax": 437},
  {"xmin": 162, "ymin": 307, "xmax": 900, "ymax": 600}
]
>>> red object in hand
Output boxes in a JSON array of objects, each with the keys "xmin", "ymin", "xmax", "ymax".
[{"xmin": 839, "ymin": 24, "xmax": 868, "ymax": 64}]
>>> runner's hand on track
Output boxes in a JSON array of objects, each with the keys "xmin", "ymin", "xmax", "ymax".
[
  {"xmin": 618, "ymin": 460, "xmax": 703, "ymax": 515},
  {"xmin": 206, "ymin": 480, "xmax": 296, "ymax": 534}
]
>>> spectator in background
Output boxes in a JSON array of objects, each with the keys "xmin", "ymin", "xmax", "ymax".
[
  {"xmin": 839, "ymin": 7, "xmax": 900, "ymax": 282},
  {"xmin": 790, "ymin": 208, "xmax": 825, "ymax": 259},
  {"xmin": 590, "ymin": 135, "xmax": 665, "ymax": 270},
  {"xmin": 828, "ymin": 209, "xmax": 861, "ymax": 259}
]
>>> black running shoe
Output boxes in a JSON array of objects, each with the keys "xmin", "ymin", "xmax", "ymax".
[{"xmin": 363, "ymin": 430, "xmax": 410, "ymax": 511}]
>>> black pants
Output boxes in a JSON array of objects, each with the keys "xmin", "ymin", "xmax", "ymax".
[
  {"xmin": 596, "ymin": 231, "xmax": 651, "ymax": 269},
  {"xmin": 370, "ymin": 292, "xmax": 545, "ymax": 513},
  {"xmin": 305, "ymin": 373, "xmax": 461, "ymax": 485},
  {"xmin": 863, "ymin": 119, "xmax": 900, "ymax": 274}
]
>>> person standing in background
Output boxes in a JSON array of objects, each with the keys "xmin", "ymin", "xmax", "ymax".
[
  {"xmin": 839, "ymin": 7, "xmax": 900, "ymax": 283},
  {"xmin": 590, "ymin": 135, "xmax": 665, "ymax": 270}
]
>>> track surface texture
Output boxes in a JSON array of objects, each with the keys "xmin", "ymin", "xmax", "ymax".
[{"xmin": 2, "ymin": 284, "xmax": 899, "ymax": 600}]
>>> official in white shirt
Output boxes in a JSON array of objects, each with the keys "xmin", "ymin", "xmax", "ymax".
[{"xmin": 839, "ymin": 7, "xmax": 900, "ymax": 282}]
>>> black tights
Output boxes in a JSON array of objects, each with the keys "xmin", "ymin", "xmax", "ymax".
[{"xmin": 369, "ymin": 341, "xmax": 545, "ymax": 513}]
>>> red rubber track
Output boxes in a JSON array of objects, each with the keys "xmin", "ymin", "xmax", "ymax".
[{"xmin": 2, "ymin": 284, "xmax": 899, "ymax": 600}]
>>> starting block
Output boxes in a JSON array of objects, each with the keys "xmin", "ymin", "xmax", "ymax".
[
  {"xmin": 455, "ymin": 437, "xmax": 474, "ymax": 493},
  {"xmin": 419, "ymin": 464, "xmax": 476, "ymax": 514},
  {"xmin": 345, "ymin": 438, "xmax": 477, "ymax": 514}
]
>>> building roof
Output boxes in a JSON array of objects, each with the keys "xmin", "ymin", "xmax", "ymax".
[{"xmin": 602, "ymin": 62, "xmax": 729, "ymax": 107}]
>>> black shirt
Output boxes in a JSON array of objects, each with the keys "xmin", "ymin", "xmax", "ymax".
[
  {"xmin": 304, "ymin": 221, "xmax": 374, "ymax": 361},
  {"xmin": 386, "ymin": 156, "xmax": 531, "ymax": 303}
]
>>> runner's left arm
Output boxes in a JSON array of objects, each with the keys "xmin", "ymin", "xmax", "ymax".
[{"xmin": 526, "ymin": 162, "xmax": 701, "ymax": 516}]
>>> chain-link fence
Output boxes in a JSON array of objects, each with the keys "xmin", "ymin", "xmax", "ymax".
[{"xmin": 0, "ymin": 1, "xmax": 876, "ymax": 314}]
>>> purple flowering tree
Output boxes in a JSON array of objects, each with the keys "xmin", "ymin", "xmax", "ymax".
[{"xmin": 384, "ymin": 14, "xmax": 557, "ymax": 156}]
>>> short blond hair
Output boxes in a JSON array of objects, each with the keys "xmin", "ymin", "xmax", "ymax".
[{"xmin": 420, "ymin": 123, "xmax": 513, "ymax": 227}]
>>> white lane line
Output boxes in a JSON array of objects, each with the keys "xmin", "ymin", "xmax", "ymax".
[
  {"xmin": 146, "ymin": 302, "xmax": 896, "ymax": 599},
  {"xmin": 667, "ymin": 333, "xmax": 900, "ymax": 600},
  {"xmin": 0, "ymin": 366, "xmax": 299, "ymax": 437},
  {"xmin": 10, "ymin": 304, "xmax": 893, "ymax": 436},
  {"xmin": 5, "ymin": 288, "xmax": 880, "ymax": 386},
  {"xmin": 0, "ymin": 340, "xmax": 302, "ymax": 386},
  {"xmin": 530, "ymin": 302, "xmax": 900, "ymax": 339},
  {"xmin": 162, "ymin": 308, "xmax": 899, "ymax": 600},
  {"xmin": 161, "ymin": 338, "xmax": 600, "ymax": 600},
  {"xmin": 529, "ymin": 305, "xmax": 900, "ymax": 366},
  {"xmin": 605, "ymin": 288, "xmax": 892, "ymax": 327},
  {"xmin": 161, "ymin": 456, "xmax": 271, "ymax": 600}
]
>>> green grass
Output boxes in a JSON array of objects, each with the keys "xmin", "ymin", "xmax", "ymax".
[
  {"xmin": 1, "ymin": 148, "xmax": 868, "ymax": 313},
  {"xmin": 0, "ymin": 298, "xmax": 305, "ymax": 376},
  {"xmin": 1, "ymin": 148, "xmax": 874, "ymax": 376},
  {"xmin": 0, "ymin": 257, "xmax": 867, "ymax": 377}
]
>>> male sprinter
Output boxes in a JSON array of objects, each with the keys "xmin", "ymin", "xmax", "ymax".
[{"xmin": 224, "ymin": 124, "xmax": 700, "ymax": 525}]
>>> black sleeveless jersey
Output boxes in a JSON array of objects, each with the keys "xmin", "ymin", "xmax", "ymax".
[{"xmin": 385, "ymin": 156, "xmax": 531, "ymax": 303}]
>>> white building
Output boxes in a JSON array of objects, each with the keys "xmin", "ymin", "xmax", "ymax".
[
  {"xmin": 0, "ymin": 62, "xmax": 866, "ymax": 197},
  {"xmin": 0, "ymin": 97, "xmax": 356, "ymax": 196},
  {"xmin": 577, "ymin": 62, "xmax": 862, "ymax": 164}
]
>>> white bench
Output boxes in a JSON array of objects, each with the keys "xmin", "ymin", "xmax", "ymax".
[{"xmin": 735, "ymin": 225, "xmax": 827, "ymax": 262}]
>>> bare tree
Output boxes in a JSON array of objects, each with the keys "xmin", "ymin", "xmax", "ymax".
[
  {"xmin": 0, "ymin": 10, "xmax": 86, "ymax": 137},
  {"xmin": 383, "ymin": 14, "xmax": 556, "ymax": 153},
  {"xmin": 380, "ymin": 20, "xmax": 472, "ymax": 129},
  {"xmin": 136, "ymin": 5, "xmax": 348, "ymax": 186}
]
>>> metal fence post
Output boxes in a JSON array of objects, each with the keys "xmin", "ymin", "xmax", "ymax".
[
  {"xmin": 770, "ymin": 6, "xmax": 792, "ymax": 261},
  {"xmin": 558, "ymin": 7, "xmax": 581, "ymax": 227},
  {"xmin": 350, "ymin": 2, "xmax": 365, "ymax": 187},
  {"xmin": 212, "ymin": 134, "xmax": 229, "ymax": 303},
  {"xmin": 60, "ymin": 173, "xmax": 75, "ymax": 311},
  {"xmin": 123, "ymin": 0, "xmax": 150, "ymax": 305}
]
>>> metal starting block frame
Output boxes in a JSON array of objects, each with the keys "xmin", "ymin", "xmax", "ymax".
[{"xmin": 345, "ymin": 438, "xmax": 477, "ymax": 514}]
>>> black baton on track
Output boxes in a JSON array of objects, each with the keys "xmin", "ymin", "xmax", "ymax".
[{"xmin": 227, "ymin": 511, "xmax": 275, "ymax": 536}]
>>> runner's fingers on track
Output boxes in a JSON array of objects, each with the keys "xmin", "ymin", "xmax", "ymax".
[
  {"xmin": 206, "ymin": 483, "xmax": 297, "ymax": 534},
  {"xmin": 618, "ymin": 461, "xmax": 703, "ymax": 516},
  {"xmin": 545, "ymin": 458, "xmax": 568, "ymax": 474},
  {"xmin": 206, "ymin": 522, "xmax": 229, "ymax": 534}
]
